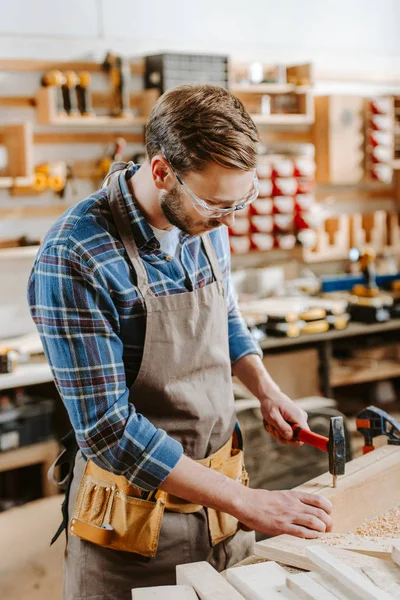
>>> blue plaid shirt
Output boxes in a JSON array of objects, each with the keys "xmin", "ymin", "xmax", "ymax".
[{"xmin": 28, "ymin": 164, "xmax": 261, "ymax": 491}]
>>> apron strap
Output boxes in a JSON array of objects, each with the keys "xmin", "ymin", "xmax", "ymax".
[
  {"xmin": 201, "ymin": 233, "xmax": 225, "ymax": 295},
  {"xmin": 107, "ymin": 164, "xmax": 150, "ymax": 293}
]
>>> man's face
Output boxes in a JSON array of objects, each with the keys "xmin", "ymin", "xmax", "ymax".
[{"xmin": 160, "ymin": 161, "xmax": 255, "ymax": 236}]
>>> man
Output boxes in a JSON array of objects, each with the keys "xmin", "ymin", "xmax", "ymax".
[{"xmin": 28, "ymin": 84, "xmax": 332, "ymax": 599}]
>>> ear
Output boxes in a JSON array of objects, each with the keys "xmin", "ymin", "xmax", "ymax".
[{"xmin": 150, "ymin": 155, "xmax": 174, "ymax": 191}]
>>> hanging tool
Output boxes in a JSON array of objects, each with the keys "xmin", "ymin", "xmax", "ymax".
[
  {"xmin": 61, "ymin": 71, "xmax": 80, "ymax": 116},
  {"xmin": 41, "ymin": 69, "xmax": 67, "ymax": 116},
  {"xmin": 96, "ymin": 137, "xmax": 126, "ymax": 184},
  {"xmin": 102, "ymin": 52, "xmax": 132, "ymax": 117},
  {"xmin": 264, "ymin": 416, "xmax": 346, "ymax": 487},
  {"xmin": 76, "ymin": 71, "xmax": 95, "ymax": 116},
  {"xmin": 356, "ymin": 406, "xmax": 400, "ymax": 454}
]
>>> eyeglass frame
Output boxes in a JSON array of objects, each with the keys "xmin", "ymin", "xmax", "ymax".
[{"xmin": 160, "ymin": 146, "xmax": 259, "ymax": 218}]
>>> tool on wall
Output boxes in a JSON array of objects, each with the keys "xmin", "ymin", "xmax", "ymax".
[
  {"xmin": 356, "ymin": 406, "xmax": 400, "ymax": 454},
  {"xmin": 96, "ymin": 137, "xmax": 127, "ymax": 184},
  {"xmin": 41, "ymin": 69, "xmax": 67, "ymax": 117},
  {"xmin": 264, "ymin": 416, "xmax": 346, "ymax": 487},
  {"xmin": 349, "ymin": 247, "xmax": 393, "ymax": 323},
  {"xmin": 61, "ymin": 71, "xmax": 80, "ymax": 116},
  {"xmin": 102, "ymin": 52, "xmax": 132, "ymax": 117},
  {"xmin": 76, "ymin": 71, "xmax": 95, "ymax": 116}
]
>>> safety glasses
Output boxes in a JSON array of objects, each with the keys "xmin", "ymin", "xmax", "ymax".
[{"xmin": 161, "ymin": 147, "xmax": 259, "ymax": 218}]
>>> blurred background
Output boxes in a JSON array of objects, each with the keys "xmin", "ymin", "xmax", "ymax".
[{"xmin": 1, "ymin": 1, "xmax": 400, "ymax": 598}]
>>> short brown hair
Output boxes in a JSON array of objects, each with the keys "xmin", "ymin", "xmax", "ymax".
[{"xmin": 145, "ymin": 84, "xmax": 259, "ymax": 175}]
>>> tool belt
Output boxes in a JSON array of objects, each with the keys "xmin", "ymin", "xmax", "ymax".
[{"xmin": 68, "ymin": 435, "xmax": 249, "ymax": 557}]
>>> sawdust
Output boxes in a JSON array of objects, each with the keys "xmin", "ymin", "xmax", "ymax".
[{"xmin": 351, "ymin": 506, "xmax": 400, "ymax": 537}]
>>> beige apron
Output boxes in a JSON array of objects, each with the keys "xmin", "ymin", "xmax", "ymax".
[{"xmin": 63, "ymin": 165, "xmax": 254, "ymax": 599}]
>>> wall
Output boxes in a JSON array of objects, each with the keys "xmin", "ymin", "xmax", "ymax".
[{"xmin": 0, "ymin": 0, "xmax": 400, "ymax": 76}]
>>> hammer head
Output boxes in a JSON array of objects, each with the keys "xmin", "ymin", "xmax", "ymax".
[{"xmin": 328, "ymin": 416, "xmax": 346, "ymax": 476}]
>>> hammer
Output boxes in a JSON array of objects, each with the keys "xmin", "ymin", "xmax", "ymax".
[{"xmin": 290, "ymin": 416, "xmax": 346, "ymax": 487}]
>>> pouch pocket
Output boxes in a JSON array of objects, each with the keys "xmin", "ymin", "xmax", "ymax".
[
  {"xmin": 108, "ymin": 490, "xmax": 166, "ymax": 557},
  {"xmin": 71, "ymin": 462, "xmax": 166, "ymax": 557},
  {"xmin": 206, "ymin": 448, "xmax": 249, "ymax": 546}
]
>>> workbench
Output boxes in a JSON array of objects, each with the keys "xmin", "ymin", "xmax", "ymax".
[{"xmin": 260, "ymin": 318, "xmax": 400, "ymax": 398}]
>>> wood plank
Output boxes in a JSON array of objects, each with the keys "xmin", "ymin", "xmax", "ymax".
[
  {"xmin": 0, "ymin": 96, "xmax": 35, "ymax": 108},
  {"xmin": 305, "ymin": 546, "xmax": 392, "ymax": 600},
  {"xmin": 226, "ymin": 561, "xmax": 291, "ymax": 599},
  {"xmin": 308, "ymin": 572, "xmax": 358, "ymax": 600},
  {"xmin": 286, "ymin": 572, "xmax": 343, "ymax": 600},
  {"xmin": 0, "ymin": 204, "xmax": 70, "ymax": 220},
  {"xmin": 255, "ymin": 534, "xmax": 400, "ymax": 578},
  {"xmin": 320, "ymin": 534, "xmax": 400, "ymax": 560},
  {"xmin": 392, "ymin": 543, "xmax": 400, "ymax": 567},
  {"xmin": 0, "ymin": 58, "xmax": 144, "ymax": 75},
  {"xmin": 176, "ymin": 561, "xmax": 245, "ymax": 600},
  {"xmin": 361, "ymin": 567, "xmax": 400, "ymax": 598},
  {"xmin": 294, "ymin": 445, "xmax": 400, "ymax": 532},
  {"xmin": 131, "ymin": 585, "xmax": 198, "ymax": 599},
  {"xmin": 33, "ymin": 131, "xmax": 144, "ymax": 144}
]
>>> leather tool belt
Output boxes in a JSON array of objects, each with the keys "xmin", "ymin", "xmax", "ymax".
[{"xmin": 69, "ymin": 436, "xmax": 249, "ymax": 557}]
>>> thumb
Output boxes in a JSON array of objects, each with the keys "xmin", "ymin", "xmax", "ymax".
[{"xmin": 268, "ymin": 408, "xmax": 294, "ymax": 440}]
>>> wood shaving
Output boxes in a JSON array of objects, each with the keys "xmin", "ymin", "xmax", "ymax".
[{"xmin": 351, "ymin": 506, "xmax": 400, "ymax": 537}]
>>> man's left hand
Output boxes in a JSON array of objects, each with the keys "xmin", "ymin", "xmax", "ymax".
[{"xmin": 260, "ymin": 391, "xmax": 309, "ymax": 445}]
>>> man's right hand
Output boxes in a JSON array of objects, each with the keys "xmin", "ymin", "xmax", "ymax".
[{"xmin": 236, "ymin": 488, "xmax": 333, "ymax": 538}]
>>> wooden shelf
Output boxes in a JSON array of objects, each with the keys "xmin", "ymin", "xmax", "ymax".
[
  {"xmin": 0, "ymin": 246, "xmax": 39, "ymax": 259},
  {"xmin": 36, "ymin": 87, "xmax": 152, "ymax": 128},
  {"xmin": 0, "ymin": 439, "xmax": 60, "ymax": 496},
  {"xmin": 0, "ymin": 58, "xmax": 144, "ymax": 75},
  {"xmin": 231, "ymin": 83, "xmax": 311, "ymax": 94},
  {"xmin": 331, "ymin": 358, "xmax": 400, "ymax": 387},
  {"xmin": 250, "ymin": 113, "xmax": 314, "ymax": 125},
  {"xmin": 0, "ymin": 361, "xmax": 53, "ymax": 391}
]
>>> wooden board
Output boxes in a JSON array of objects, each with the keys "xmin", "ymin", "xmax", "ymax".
[
  {"xmin": 226, "ymin": 561, "xmax": 291, "ymax": 599},
  {"xmin": 294, "ymin": 445, "xmax": 400, "ymax": 532},
  {"xmin": 308, "ymin": 572, "xmax": 358, "ymax": 600},
  {"xmin": 320, "ymin": 534, "xmax": 400, "ymax": 560},
  {"xmin": 255, "ymin": 534, "xmax": 400, "ymax": 584},
  {"xmin": 286, "ymin": 572, "xmax": 345, "ymax": 600},
  {"xmin": 131, "ymin": 585, "xmax": 198, "ymax": 599},
  {"xmin": 176, "ymin": 561, "xmax": 245, "ymax": 600},
  {"xmin": 306, "ymin": 546, "xmax": 392, "ymax": 600}
]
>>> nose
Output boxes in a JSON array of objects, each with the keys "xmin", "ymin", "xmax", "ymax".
[{"xmin": 218, "ymin": 212, "xmax": 235, "ymax": 227}]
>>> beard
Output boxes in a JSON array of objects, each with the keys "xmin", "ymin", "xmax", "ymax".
[{"xmin": 160, "ymin": 185, "xmax": 221, "ymax": 235}]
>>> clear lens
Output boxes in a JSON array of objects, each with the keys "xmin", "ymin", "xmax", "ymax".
[{"xmin": 190, "ymin": 176, "xmax": 259, "ymax": 218}]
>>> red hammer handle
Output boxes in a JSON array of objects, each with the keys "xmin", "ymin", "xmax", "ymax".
[{"xmin": 291, "ymin": 423, "xmax": 329, "ymax": 452}]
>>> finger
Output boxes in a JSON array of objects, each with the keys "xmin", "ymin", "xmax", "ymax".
[
  {"xmin": 294, "ymin": 514, "xmax": 327, "ymax": 533},
  {"xmin": 267, "ymin": 423, "xmax": 304, "ymax": 446},
  {"xmin": 305, "ymin": 507, "xmax": 333, "ymax": 532},
  {"xmin": 297, "ymin": 493, "xmax": 333, "ymax": 515},
  {"xmin": 268, "ymin": 408, "xmax": 294, "ymax": 440},
  {"xmin": 285, "ymin": 524, "xmax": 324, "ymax": 539}
]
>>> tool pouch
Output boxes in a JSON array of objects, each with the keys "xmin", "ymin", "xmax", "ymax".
[
  {"xmin": 70, "ymin": 459, "xmax": 166, "ymax": 557},
  {"xmin": 206, "ymin": 447, "xmax": 250, "ymax": 546},
  {"xmin": 70, "ymin": 436, "xmax": 249, "ymax": 555}
]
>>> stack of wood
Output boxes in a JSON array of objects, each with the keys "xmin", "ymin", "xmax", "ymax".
[{"xmin": 131, "ymin": 534, "xmax": 400, "ymax": 599}]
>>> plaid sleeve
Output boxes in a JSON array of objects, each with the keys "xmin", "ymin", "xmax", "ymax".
[
  {"xmin": 219, "ymin": 229, "xmax": 263, "ymax": 364},
  {"xmin": 27, "ymin": 244, "xmax": 182, "ymax": 491}
]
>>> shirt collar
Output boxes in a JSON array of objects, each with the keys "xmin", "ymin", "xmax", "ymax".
[{"xmin": 115, "ymin": 162, "xmax": 160, "ymax": 250}]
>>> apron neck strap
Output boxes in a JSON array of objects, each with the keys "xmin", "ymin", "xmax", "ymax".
[
  {"xmin": 107, "ymin": 165, "xmax": 149, "ymax": 293},
  {"xmin": 201, "ymin": 234, "xmax": 225, "ymax": 291}
]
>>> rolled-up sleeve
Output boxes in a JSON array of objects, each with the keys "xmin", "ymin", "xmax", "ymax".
[{"xmin": 28, "ymin": 244, "xmax": 182, "ymax": 491}]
